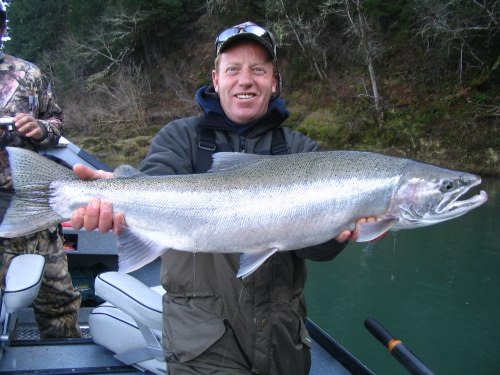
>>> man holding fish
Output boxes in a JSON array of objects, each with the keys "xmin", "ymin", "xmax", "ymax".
[
  {"xmin": 71, "ymin": 21, "xmax": 372, "ymax": 374},
  {"xmin": 51, "ymin": 20, "xmax": 484, "ymax": 375}
]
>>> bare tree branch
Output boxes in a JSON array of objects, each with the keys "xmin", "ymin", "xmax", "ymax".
[
  {"xmin": 414, "ymin": 0, "xmax": 500, "ymax": 83},
  {"xmin": 325, "ymin": 0, "xmax": 383, "ymax": 116},
  {"xmin": 70, "ymin": 9, "xmax": 149, "ymax": 88}
]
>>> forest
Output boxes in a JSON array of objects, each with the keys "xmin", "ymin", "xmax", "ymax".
[{"xmin": 3, "ymin": 0, "xmax": 500, "ymax": 174}]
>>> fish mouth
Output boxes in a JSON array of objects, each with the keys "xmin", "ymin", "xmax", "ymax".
[{"xmin": 435, "ymin": 178, "xmax": 488, "ymax": 218}]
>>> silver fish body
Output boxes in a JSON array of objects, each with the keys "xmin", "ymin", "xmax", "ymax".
[{"xmin": 0, "ymin": 147, "xmax": 487, "ymax": 277}]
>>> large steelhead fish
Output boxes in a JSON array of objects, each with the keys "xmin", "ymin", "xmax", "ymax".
[{"xmin": 0, "ymin": 147, "xmax": 488, "ymax": 278}]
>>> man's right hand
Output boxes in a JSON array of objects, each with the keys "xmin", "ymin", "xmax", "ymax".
[{"xmin": 71, "ymin": 164, "xmax": 125, "ymax": 235}]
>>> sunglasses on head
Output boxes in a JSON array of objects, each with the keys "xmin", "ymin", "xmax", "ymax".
[{"xmin": 215, "ymin": 23, "xmax": 276, "ymax": 57}]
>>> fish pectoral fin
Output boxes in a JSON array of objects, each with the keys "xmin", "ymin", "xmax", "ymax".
[
  {"xmin": 117, "ymin": 227, "xmax": 168, "ymax": 273},
  {"xmin": 237, "ymin": 247, "xmax": 279, "ymax": 279},
  {"xmin": 356, "ymin": 217, "xmax": 398, "ymax": 242}
]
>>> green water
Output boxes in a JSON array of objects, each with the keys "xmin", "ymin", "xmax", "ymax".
[{"xmin": 305, "ymin": 177, "xmax": 500, "ymax": 375}]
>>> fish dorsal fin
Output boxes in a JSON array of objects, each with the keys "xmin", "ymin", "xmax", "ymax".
[
  {"xmin": 356, "ymin": 216, "xmax": 398, "ymax": 242},
  {"xmin": 209, "ymin": 152, "xmax": 271, "ymax": 173},
  {"xmin": 237, "ymin": 247, "xmax": 279, "ymax": 279},
  {"xmin": 114, "ymin": 165, "xmax": 147, "ymax": 178}
]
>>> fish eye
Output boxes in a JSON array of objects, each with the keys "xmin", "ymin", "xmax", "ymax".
[{"xmin": 440, "ymin": 180, "xmax": 454, "ymax": 192}]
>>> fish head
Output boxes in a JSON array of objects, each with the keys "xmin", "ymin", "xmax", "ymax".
[{"xmin": 391, "ymin": 163, "xmax": 488, "ymax": 229}]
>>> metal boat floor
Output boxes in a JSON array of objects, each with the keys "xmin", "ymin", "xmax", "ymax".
[
  {"xmin": 0, "ymin": 307, "xmax": 147, "ymax": 374},
  {"xmin": 0, "ymin": 307, "xmax": 357, "ymax": 375},
  {"xmin": 12, "ymin": 325, "xmax": 92, "ymax": 341}
]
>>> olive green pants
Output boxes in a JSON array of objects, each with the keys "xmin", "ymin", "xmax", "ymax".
[
  {"xmin": 0, "ymin": 227, "xmax": 82, "ymax": 338},
  {"xmin": 167, "ymin": 360, "xmax": 253, "ymax": 375}
]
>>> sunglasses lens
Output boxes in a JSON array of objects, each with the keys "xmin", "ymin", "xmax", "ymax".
[
  {"xmin": 215, "ymin": 24, "xmax": 275, "ymax": 57},
  {"xmin": 216, "ymin": 27, "xmax": 239, "ymax": 44},
  {"xmin": 242, "ymin": 25, "xmax": 267, "ymax": 37}
]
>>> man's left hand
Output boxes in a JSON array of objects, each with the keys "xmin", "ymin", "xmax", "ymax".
[{"xmin": 335, "ymin": 217, "xmax": 378, "ymax": 243}]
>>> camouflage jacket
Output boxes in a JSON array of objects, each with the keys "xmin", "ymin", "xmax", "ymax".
[{"xmin": 0, "ymin": 53, "xmax": 64, "ymax": 188}]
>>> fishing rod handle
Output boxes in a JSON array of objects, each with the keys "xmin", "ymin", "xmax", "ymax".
[
  {"xmin": 364, "ymin": 317, "xmax": 393, "ymax": 346},
  {"xmin": 364, "ymin": 317, "xmax": 435, "ymax": 375},
  {"xmin": 392, "ymin": 343, "xmax": 435, "ymax": 375}
]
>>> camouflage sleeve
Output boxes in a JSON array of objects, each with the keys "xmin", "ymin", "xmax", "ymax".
[{"xmin": 35, "ymin": 73, "xmax": 63, "ymax": 147}]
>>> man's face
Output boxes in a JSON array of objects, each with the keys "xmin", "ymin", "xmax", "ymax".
[{"xmin": 212, "ymin": 41, "xmax": 277, "ymax": 124}]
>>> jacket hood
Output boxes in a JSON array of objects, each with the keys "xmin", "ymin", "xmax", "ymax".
[{"xmin": 195, "ymin": 85, "xmax": 289, "ymax": 135}]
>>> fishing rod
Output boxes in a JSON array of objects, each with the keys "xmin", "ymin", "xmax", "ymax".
[{"xmin": 364, "ymin": 317, "xmax": 435, "ymax": 375}]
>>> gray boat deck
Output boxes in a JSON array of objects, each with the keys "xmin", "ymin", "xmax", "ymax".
[{"xmin": 0, "ymin": 308, "xmax": 353, "ymax": 375}]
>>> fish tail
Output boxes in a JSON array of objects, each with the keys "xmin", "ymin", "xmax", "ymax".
[{"xmin": 0, "ymin": 147, "xmax": 76, "ymax": 238}]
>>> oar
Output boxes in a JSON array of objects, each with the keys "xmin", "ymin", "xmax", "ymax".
[{"xmin": 364, "ymin": 317, "xmax": 435, "ymax": 375}]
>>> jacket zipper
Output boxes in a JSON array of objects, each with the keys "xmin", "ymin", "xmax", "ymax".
[{"xmin": 239, "ymin": 135, "xmax": 246, "ymax": 153}]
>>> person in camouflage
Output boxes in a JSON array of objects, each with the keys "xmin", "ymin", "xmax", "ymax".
[{"xmin": 0, "ymin": 4, "xmax": 81, "ymax": 339}]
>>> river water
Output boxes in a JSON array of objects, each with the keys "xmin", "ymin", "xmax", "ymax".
[{"xmin": 305, "ymin": 177, "xmax": 499, "ymax": 374}]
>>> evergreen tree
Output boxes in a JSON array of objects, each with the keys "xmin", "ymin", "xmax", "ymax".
[{"xmin": 4, "ymin": 0, "xmax": 68, "ymax": 63}]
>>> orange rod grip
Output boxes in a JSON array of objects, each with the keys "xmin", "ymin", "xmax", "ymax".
[{"xmin": 387, "ymin": 339, "xmax": 402, "ymax": 352}]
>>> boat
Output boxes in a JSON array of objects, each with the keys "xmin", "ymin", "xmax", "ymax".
[{"xmin": 0, "ymin": 136, "xmax": 430, "ymax": 374}]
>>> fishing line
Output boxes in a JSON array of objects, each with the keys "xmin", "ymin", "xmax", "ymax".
[
  {"xmin": 220, "ymin": 281, "xmax": 245, "ymax": 367},
  {"xmin": 392, "ymin": 232, "xmax": 398, "ymax": 252},
  {"xmin": 192, "ymin": 253, "xmax": 196, "ymax": 297},
  {"xmin": 390, "ymin": 232, "xmax": 398, "ymax": 282}
]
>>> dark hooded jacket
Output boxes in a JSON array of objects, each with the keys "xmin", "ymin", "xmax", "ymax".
[{"xmin": 139, "ymin": 85, "xmax": 347, "ymax": 374}]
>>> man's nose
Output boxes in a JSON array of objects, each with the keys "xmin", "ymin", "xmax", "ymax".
[{"xmin": 238, "ymin": 68, "xmax": 252, "ymax": 86}]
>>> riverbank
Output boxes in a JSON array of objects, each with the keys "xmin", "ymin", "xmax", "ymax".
[
  {"xmin": 68, "ymin": 130, "xmax": 499, "ymax": 177},
  {"xmin": 66, "ymin": 88, "xmax": 500, "ymax": 177}
]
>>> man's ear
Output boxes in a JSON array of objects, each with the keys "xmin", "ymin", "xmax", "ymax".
[{"xmin": 212, "ymin": 70, "xmax": 219, "ymax": 92}]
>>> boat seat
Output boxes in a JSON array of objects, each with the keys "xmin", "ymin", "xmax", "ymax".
[
  {"xmin": 2, "ymin": 254, "xmax": 45, "ymax": 314},
  {"xmin": 89, "ymin": 271, "xmax": 166, "ymax": 374},
  {"xmin": 0, "ymin": 254, "xmax": 45, "ymax": 356}
]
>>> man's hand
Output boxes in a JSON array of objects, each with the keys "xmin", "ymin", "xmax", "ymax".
[
  {"xmin": 70, "ymin": 164, "xmax": 125, "ymax": 235},
  {"xmin": 14, "ymin": 113, "xmax": 44, "ymax": 140},
  {"xmin": 73, "ymin": 164, "xmax": 114, "ymax": 180},
  {"xmin": 334, "ymin": 217, "xmax": 378, "ymax": 243}
]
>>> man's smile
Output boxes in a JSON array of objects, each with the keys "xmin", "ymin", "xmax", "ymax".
[{"xmin": 236, "ymin": 93, "xmax": 255, "ymax": 99}]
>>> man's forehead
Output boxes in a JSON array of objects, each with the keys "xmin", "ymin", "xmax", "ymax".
[{"xmin": 219, "ymin": 39, "xmax": 273, "ymax": 61}]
